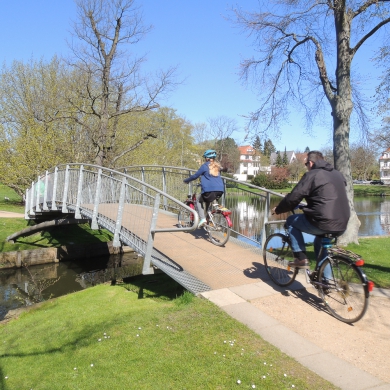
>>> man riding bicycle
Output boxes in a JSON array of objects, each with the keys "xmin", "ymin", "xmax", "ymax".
[{"xmin": 272, "ymin": 150, "xmax": 350, "ymax": 269}]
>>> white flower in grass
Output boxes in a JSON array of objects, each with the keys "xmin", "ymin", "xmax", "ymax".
[
  {"xmin": 5, "ymin": 376, "xmax": 8, "ymax": 379},
  {"xmin": 252, "ymin": 385, "xmax": 256, "ymax": 389},
  {"xmin": 292, "ymin": 385, "xmax": 295, "ymax": 388},
  {"xmin": 74, "ymin": 367, "xmax": 77, "ymax": 370},
  {"xmin": 284, "ymin": 374, "xmax": 287, "ymax": 377},
  {"xmin": 262, "ymin": 376, "xmax": 266, "ymax": 379},
  {"xmin": 103, "ymin": 332, "xmax": 106, "ymax": 335},
  {"xmin": 90, "ymin": 364, "xmax": 94, "ymax": 367},
  {"xmin": 236, "ymin": 379, "xmax": 241, "ymax": 384},
  {"xmin": 136, "ymin": 334, "xmax": 139, "ymax": 337},
  {"xmin": 98, "ymin": 338, "xmax": 102, "ymax": 342},
  {"xmin": 138, "ymin": 327, "xmax": 141, "ymax": 330},
  {"xmin": 264, "ymin": 362, "xmax": 267, "ymax": 365}
]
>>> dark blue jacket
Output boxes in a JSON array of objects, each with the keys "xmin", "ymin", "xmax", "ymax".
[{"xmin": 184, "ymin": 162, "xmax": 224, "ymax": 193}]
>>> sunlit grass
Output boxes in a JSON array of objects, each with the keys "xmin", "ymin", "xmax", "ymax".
[{"xmin": 0, "ymin": 281, "xmax": 336, "ymax": 390}]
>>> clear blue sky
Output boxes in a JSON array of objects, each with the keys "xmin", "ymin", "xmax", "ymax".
[{"xmin": 0, "ymin": 0, "xmax": 384, "ymax": 152}]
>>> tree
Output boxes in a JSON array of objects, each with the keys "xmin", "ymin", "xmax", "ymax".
[
  {"xmin": 0, "ymin": 58, "xmax": 79, "ymax": 196},
  {"xmin": 214, "ymin": 137, "xmax": 240, "ymax": 172},
  {"xmin": 207, "ymin": 116, "xmax": 238, "ymax": 158},
  {"xmin": 369, "ymin": 117, "xmax": 390, "ymax": 151},
  {"xmin": 282, "ymin": 148, "xmax": 288, "ymax": 166},
  {"xmin": 275, "ymin": 151, "xmax": 283, "ymax": 167},
  {"xmin": 68, "ymin": 0, "xmax": 177, "ymax": 167},
  {"xmin": 234, "ymin": 1, "xmax": 390, "ymax": 244},
  {"xmin": 263, "ymin": 139, "xmax": 276, "ymax": 158},
  {"xmin": 350, "ymin": 142, "xmax": 378, "ymax": 180},
  {"xmin": 304, "ymin": 146, "xmax": 310, "ymax": 153},
  {"xmin": 253, "ymin": 135, "xmax": 262, "ymax": 152}
]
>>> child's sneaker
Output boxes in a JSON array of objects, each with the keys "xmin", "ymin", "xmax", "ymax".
[{"xmin": 198, "ymin": 218, "xmax": 207, "ymax": 228}]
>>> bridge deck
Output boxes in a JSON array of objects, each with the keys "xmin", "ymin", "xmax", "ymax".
[{"xmin": 84, "ymin": 204, "xmax": 268, "ymax": 293}]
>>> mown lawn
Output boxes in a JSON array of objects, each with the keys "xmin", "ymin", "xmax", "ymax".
[{"xmin": 0, "ymin": 278, "xmax": 337, "ymax": 390}]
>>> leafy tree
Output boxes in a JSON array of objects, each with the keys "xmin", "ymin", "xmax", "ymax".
[
  {"xmin": 67, "ymin": 0, "xmax": 177, "ymax": 167},
  {"xmin": 288, "ymin": 159, "xmax": 306, "ymax": 182},
  {"xmin": 350, "ymin": 142, "xmax": 378, "ymax": 181},
  {"xmin": 234, "ymin": 1, "xmax": 390, "ymax": 244},
  {"xmin": 304, "ymin": 146, "xmax": 310, "ymax": 153},
  {"xmin": 207, "ymin": 116, "xmax": 238, "ymax": 158},
  {"xmin": 215, "ymin": 137, "xmax": 240, "ymax": 172},
  {"xmin": 263, "ymin": 139, "xmax": 276, "ymax": 158},
  {"xmin": 0, "ymin": 58, "xmax": 78, "ymax": 196},
  {"xmin": 252, "ymin": 167, "xmax": 289, "ymax": 189}
]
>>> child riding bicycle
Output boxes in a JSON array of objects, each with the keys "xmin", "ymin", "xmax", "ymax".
[{"xmin": 183, "ymin": 149, "xmax": 225, "ymax": 228}]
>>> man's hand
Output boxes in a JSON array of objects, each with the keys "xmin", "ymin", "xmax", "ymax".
[{"xmin": 271, "ymin": 207, "xmax": 277, "ymax": 215}]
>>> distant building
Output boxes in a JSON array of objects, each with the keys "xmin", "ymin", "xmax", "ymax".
[
  {"xmin": 379, "ymin": 148, "xmax": 390, "ymax": 185},
  {"xmin": 234, "ymin": 145, "xmax": 270, "ymax": 181}
]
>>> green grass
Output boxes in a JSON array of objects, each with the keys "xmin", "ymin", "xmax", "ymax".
[
  {"xmin": 353, "ymin": 185, "xmax": 390, "ymax": 197},
  {"xmin": 0, "ymin": 278, "xmax": 336, "ymax": 390},
  {"xmin": 305, "ymin": 237, "xmax": 390, "ymax": 289},
  {"xmin": 0, "ymin": 184, "xmax": 24, "ymax": 213}
]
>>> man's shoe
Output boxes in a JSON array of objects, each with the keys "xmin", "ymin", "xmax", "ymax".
[
  {"xmin": 288, "ymin": 258, "xmax": 310, "ymax": 268},
  {"xmin": 198, "ymin": 218, "xmax": 207, "ymax": 228}
]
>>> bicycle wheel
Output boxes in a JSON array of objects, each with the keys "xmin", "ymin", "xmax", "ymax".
[
  {"xmin": 178, "ymin": 208, "xmax": 194, "ymax": 228},
  {"xmin": 263, "ymin": 233, "xmax": 298, "ymax": 286},
  {"xmin": 318, "ymin": 255, "xmax": 369, "ymax": 323},
  {"xmin": 206, "ymin": 212, "xmax": 230, "ymax": 246}
]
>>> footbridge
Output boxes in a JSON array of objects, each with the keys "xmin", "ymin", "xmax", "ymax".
[{"xmin": 24, "ymin": 164, "xmax": 284, "ymax": 294}]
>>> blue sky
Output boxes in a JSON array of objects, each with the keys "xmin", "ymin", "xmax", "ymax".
[{"xmin": 0, "ymin": 0, "xmax": 385, "ymax": 152}]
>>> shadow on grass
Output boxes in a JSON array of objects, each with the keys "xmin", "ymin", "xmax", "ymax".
[{"xmin": 121, "ymin": 273, "xmax": 186, "ymax": 300}]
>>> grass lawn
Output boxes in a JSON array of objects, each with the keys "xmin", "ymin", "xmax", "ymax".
[
  {"xmin": 0, "ymin": 277, "xmax": 336, "ymax": 390},
  {"xmin": 0, "ymin": 184, "xmax": 24, "ymax": 213}
]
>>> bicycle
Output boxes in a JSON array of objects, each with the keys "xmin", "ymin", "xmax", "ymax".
[
  {"xmin": 263, "ymin": 223, "xmax": 374, "ymax": 323},
  {"xmin": 178, "ymin": 184, "xmax": 232, "ymax": 246}
]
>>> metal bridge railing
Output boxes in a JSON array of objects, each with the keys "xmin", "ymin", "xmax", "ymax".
[
  {"xmin": 25, "ymin": 164, "xmax": 199, "ymax": 275},
  {"xmin": 119, "ymin": 165, "xmax": 285, "ymax": 250}
]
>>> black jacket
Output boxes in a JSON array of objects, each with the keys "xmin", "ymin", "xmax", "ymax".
[{"xmin": 275, "ymin": 160, "xmax": 350, "ymax": 232}]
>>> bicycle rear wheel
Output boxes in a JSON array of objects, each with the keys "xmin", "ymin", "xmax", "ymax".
[
  {"xmin": 178, "ymin": 209, "xmax": 194, "ymax": 228},
  {"xmin": 206, "ymin": 212, "xmax": 230, "ymax": 246},
  {"xmin": 318, "ymin": 255, "xmax": 369, "ymax": 323},
  {"xmin": 263, "ymin": 233, "xmax": 298, "ymax": 286}
]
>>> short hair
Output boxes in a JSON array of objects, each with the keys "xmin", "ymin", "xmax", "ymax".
[{"xmin": 307, "ymin": 150, "xmax": 324, "ymax": 163}]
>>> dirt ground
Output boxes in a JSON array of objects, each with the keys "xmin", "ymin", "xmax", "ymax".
[
  {"xmin": 251, "ymin": 287, "xmax": 390, "ymax": 383},
  {"xmin": 0, "ymin": 211, "xmax": 24, "ymax": 218}
]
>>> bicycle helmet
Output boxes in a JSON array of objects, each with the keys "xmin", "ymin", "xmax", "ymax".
[{"xmin": 203, "ymin": 149, "xmax": 217, "ymax": 159}]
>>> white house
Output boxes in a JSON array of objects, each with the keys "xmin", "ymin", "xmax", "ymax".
[
  {"xmin": 270, "ymin": 150, "xmax": 297, "ymax": 165},
  {"xmin": 234, "ymin": 145, "xmax": 270, "ymax": 181},
  {"xmin": 379, "ymin": 147, "xmax": 390, "ymax": 185}
]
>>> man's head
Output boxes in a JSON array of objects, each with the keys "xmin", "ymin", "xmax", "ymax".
[{"xmin": 305, "ymin": 150, "xmax": 324, "ymax": 169}]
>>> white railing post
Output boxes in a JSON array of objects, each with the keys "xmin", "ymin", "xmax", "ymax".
[
  {"xmin": 113, "ymin": 176, "xmax": 127, "ymax": 247},
  {"xmin": 162, "ymin": 167, "xmax": 168, "ymax": 210},
  {"xmin": 62, "ymin": 165, "xmax": 70, "ymax": 213},
  {"xmin": 35, "ymin": 176, "xmax": 41, "ymax": 212},
  {"xmin": 25, "ymin": 188, "xmax": 30, "ymax": 218},
  {"xmin": 141, "ymin": 166, "xmax": 147, "ymax": 205},
  {"xmin": 75, "ymin": 165, "xmax": 84, "ymax": 219},
  {"xmin": 51, "ymin": 167, "xmax": 58, "ymax": 210},
  {"xmin": 43, "ymin": 171, "xmax": 49, "ymax": 211},
  {"xmin": 30, "ymin": 182, "xmax": 35, "ymax": 215},
  {"xmin": 91, "ymin": 169, "xmax": 102, "ymax": 229},
  {"xmin": 142, "ymin": 194, "xmax": 160, "ymax": 275},
  {"xmin": 262, "ymin": 192, "xmax": 271, "ymax": 249}
]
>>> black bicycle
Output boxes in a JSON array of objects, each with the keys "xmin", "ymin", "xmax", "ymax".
[{"xmin": 263, "ymin": 226, "xmax": 374, "ymax": 323}]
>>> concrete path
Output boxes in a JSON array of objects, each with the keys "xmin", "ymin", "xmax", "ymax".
[
  {"xmin": 0, "ymin": 211, "xmax": 24, "ymax": 218},
  {"xmin": 200, "ymin": 283, "xmax": 390, "ymax": 390}
]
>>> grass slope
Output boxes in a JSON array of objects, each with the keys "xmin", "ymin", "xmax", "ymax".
[{"xmin": 0, "ymin": 279, "xmax": 336, "ymax": 390}]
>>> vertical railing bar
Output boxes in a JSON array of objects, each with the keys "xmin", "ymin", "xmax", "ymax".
[
  {"xmin": 162, "ymin": 167, "xmax": 168, "ymax": 210},
  {"xmin": 141, "ymin": 166, "xmax": 147, "ymax": 205},
  {"xmin": 30, "ymin": 182, "xmax": 35, "ymax": 215},
  {"xmin": 35, "ymin": 176, "xmax": 42, "ymax": 212},
  {"xmin": 51, "ymin": 167, "xmax": 58, "ymax": 210},
  {"xmin": 91, "ymin": 169, "xmax": 102, "ymax": 230},
  {"xmin": 25, "ymin": 188, "xmax": 30, "ymax": 218},
  {"xmin": 43, "ymin": 171, "xmax": 49, "ymax": 211},
  {"xmin": 142, "ymin": 193, "xmax": 160, "ymax": 275},
  {"xmin": 113, "ymin": 176, "xmax": 127, "ymax": 247},
  {"xmin": 62, "ymin": 165, "xmax": 70, "ymax": 213},
  {"xmin": 262, "ymin": 192, "xmax": 271, "ymax": 249},
  {"xmin": 75, "ymin": 165, "xmax": 84, "ymax": 219}
]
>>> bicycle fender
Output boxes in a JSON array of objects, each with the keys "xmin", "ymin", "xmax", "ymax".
[{"xmin": 224, "ymin": 215, "xmax": 233, "ymax": 228}]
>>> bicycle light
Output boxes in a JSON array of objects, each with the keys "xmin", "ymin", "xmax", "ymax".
[
  {"xmin": 368, "ymin": 281, "xmax": 374, "ymax": 292},
  {"xmin": 355, "ymin": 259, "xmax": 365, "ymax": 267}
]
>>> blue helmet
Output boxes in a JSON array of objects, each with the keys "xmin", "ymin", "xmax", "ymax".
[{"xmin": 203, "ymin": 149, "xmax": 217, "ymax": 159}]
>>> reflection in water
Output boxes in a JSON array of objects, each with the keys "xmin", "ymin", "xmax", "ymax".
[{"xmin": 0, "ymin": 252, "xmax": 143, "ymax": 320}]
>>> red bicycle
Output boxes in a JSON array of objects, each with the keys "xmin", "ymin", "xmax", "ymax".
[{"xmin": 178, "ymin": 185, "xmax": 232, "ymax": 246}]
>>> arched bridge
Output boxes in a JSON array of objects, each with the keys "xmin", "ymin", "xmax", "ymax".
[{"xmin": 24, "ymin": 165, "xmax": 284, "ymax": 294}]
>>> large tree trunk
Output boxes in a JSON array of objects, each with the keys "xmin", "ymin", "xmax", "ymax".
[{"xmin": 332, "ymin": 5, "xmax": 360, "ymax": 245}]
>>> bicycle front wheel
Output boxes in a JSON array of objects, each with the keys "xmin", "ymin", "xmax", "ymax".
[
  {"xmin": 207, "ymin": 213, "xmax": 230, "ymax": 246},
  {"xmin": 318, "ymin": 255, "xmax": 369, "ymax": 323},
  {"xmin": 263, "ymin": 233, "xmax": 298, "ymax": 286}
]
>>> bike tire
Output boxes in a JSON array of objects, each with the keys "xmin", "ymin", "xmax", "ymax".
[
  {"xmin": 318, "ymin": 255, "xmax": 369, "ymax": 323},
  {"xmin": 206, "ymin": 212, "xmax": 230, "ymax": 246},
  {"xmin": 263, "ymin": 233, "xmax": 298, "ymax": 286},
  {"xmin": 178, "ymin": 208, "xmax": 194, "ymax": 228}
]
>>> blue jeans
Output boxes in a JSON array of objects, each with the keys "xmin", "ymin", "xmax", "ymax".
[{"xmin": 285, "ymin": 214, "xmax": 332, "ymax": 279}]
